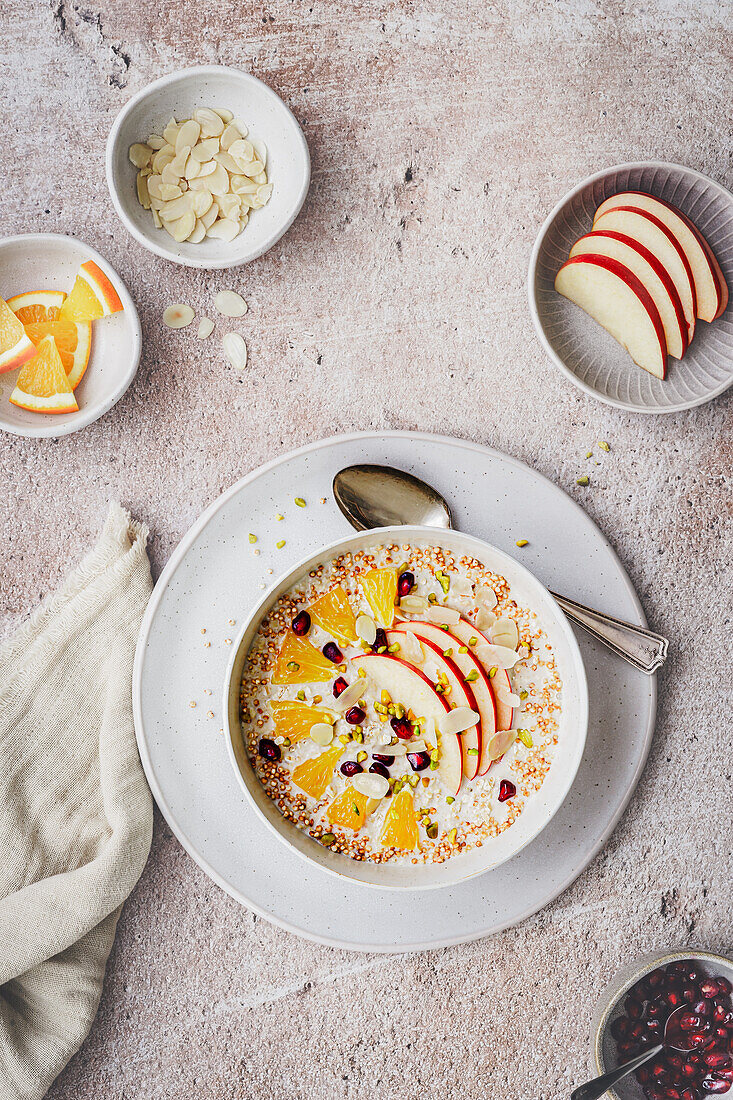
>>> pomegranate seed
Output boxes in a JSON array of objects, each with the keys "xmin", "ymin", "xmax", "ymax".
[
  {"xmin": 701, "ymin": 981, "xmax": 720, "ymax": 1000},
  {"xmin": 664, "ymin": 1088, "xmax": 682, "ymax": 1100},
  {"xmin": 340, "ymin": 760, "xmax": 363, "ymax": 777},
  {"xmin": 258, "ymin": 737, "xmax": 281, "ymax": 761},
  {"xmin": 689, "ymin": 1032, "xmax": 712, "ymax": 1049},
  {"xmin": 345, "ymin": 706, "xmax": 366, "ymax": 725},
  {"xmin": 695, "ymin": 1002, "xmax": 712, "ymax": 1017},
  {"xmin": 627, "ymin": 997, "xmax": 644, "ymax": 1019},
  {"xmin": 714, "ymin": 1028, "xmax": 730, "ymax": 1042},
  {"xmin": 631, "ymin": 1022, "xmax": 646, "ymax": 1040},
  {"xmin": 670, "ymin": 963, "xmax": 691, "ymax": 977},
  {"xmin": 372, "ymin": 628, "xmax": 388, "ymax": 652},
  {"xmin": 685, "ymin": 988, "xmax": 701, "ymax": 1003},
  {"xmin": 291, "ymin": 610, "xmax": 311, "ymax": 635},
  {"xmin": 648, "ymin": 969, "xmax": 666, "ymax": 990},
  {"xmin": 667, "ymin": 1054, "xmax": 685, "ymax": 1070},
  {"xmin": 390, "ymin": 716, "xmax": 413, "ymax": 740},
  {"xmin": 700, "ymin": 1076, "xmax": 730, "ymax": 1093},
  {"xmin": 705, "ymin": 1054, "xmax": 732, "ymax": 1070},
  {"xmin": 649, "ymin": 1000, "xmax": 665, "ymax": 1017},
  {"xmin": 369, "ymin": 761, "xmax": 390, "ymax": 780},
  {"xmin": 653, "ymin": 1062, "xmax": 670, "ymax": 1079},
  {"xmin": 713, "ymin": 1006, "xmax": 729, "ymax": 1024},
  {"xmin": 682, "ymin": 1014, "xmax": 706, "ymax": 1032},
  {"xmin": 716, "ymin": 1068, "xmax": 733, "ymax": 1082},
  {"xmin": 682, "ymin": 1064, "xmax": 699, "ymax": 1080},
  {"xmin": 397, "ymin": 571, "xmax": 415, "ymax": 597},
  {"xmin": 333, "ymin": 676, "xmax": 348, "ymax": 697},
  {"xmin": 717, "ymin": 979, "xmax": 733, "ymax": 996},
  {"xmin": 612, "ymin": 1016, "xmax": 631, "ymax": 1040},
  {"xmin": 322, "ymin": 641, "xmax": 343, "ymax": 663},
  {"xmin": 372, "ymin": 753, "xmax": 395, "ymax": 766},
  {"xmin": 498, "ymin": 779, "xmax": 516, "ymax": 802},
  {"xmin": 680, "ymin": 1090, "xmax": 700, "ymax": 1100},
  {"xmin": 668, "ymin": 991, "xmax": 686, "ymax": 1009},
  {"xmin": 407, "ymin": 751, "xmax": 431, "ymax": 772},
  {"xmin": 648, "ymin": 1019, "xmax": 663, "ymax": 1037}
]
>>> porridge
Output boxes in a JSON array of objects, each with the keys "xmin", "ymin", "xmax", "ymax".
[{"xmin": 239, "ymin": 543, "xmax": 562, "ymax": 865}]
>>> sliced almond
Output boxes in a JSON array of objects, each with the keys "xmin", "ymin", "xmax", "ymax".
[
  {"xmin": 197, "ymin": 316, "xmax": 215, "ymax": 339},
  {"xmin": 214, "ymin": 290, "xmax": 247, "ymax": 318},
  {"xmin": 488, "ymin": 729, "xmax": 517, "ymax": 760},
  {"xmin": 440, "ymin": 707, "xmax": 480, "ymax": 736},
  {"xmin": 159, "ymin": 183, "xmax": 184, "ymax": 201},
  {"xmin": 256, "ymin": 182, "xmax": 273, "ymax": 205},
  {"xmin": 216, "ymin": 193, "xmax": 241, "ymax": 219},
  {"xmin": 206, "ymin": 163, "xmax": 231, "ymax": 196},
  {"xmin": 352, "ymin": 772, "xmax": 389, "ymax": 800},
  {"xmin": 399, "ymin": 595, "xmax": 429, "ymax": 614},
  {"xmin": 474, "ymin": 643, "xmax": 521, "ymax": 669},
  {"xmin": 213, "ymin": 107, "xmax": 234, "ymax": 124},
  {"xmin": 253, "ymin": 171, "xmax": 267, "ymax": 185},
  {"xmin": 194, "ymin": 107, "xmax": 225, "ymax": 137},
  {"xmin": 476, "ymin": 586, "xmax": 497, "ymax": 611},
  {"xmin": 161, "ymin": 162, "xmax": 180, "ymax": 185},
  {"xmin": 355, "ymin": 613, "xmax": 377, "ymax": 646},
  {"xmin": 206, "ymin": 217, "xmax": 239, "ymax": 242},
  {"xmin": 175, "ymin": 118, "xmax": 200, "ymax": 154},
  {"xmin": 129, "ymin": 142, "xmax": 153, "ymax": 168},
  {"xmin": 496, "ymin": 687, "xmax": 522, "ymax": 707},
  {"xmin": 136, "ymin": 171, "xmax": 151, "ymax": 209},
  {"xmin": 239, "ymin": 212, "xmax": 249, "ymax": 230},
  {"xmin": 334, "ymin": 679, "xmax": 367, "ymax": 712},
  {"xmin": 310, "ymin": 722, "xmax": 334, "ymax": 747},
  {"xmin": 236, "ymin": 158, "xmax": 263, "ymax": 179},
  {"xmin": 231, "ymin": 177, "xmax": 259, "ymax": 195},
  {"xmin": 228, "ymin": 138, "xmax": 254, "ymax": 163},
  {"xmin": 162, "ymin": 117, "xmax": 179, "ymax": 145},
  {"xmin": 476, "ymin": 607, "xmax": 496, "ymax": 631},
  {"xmin": 190, "ymin": 190, "xmax": 213, "ymax": 218},
  {"xmin": 169, "ymin": 145, "xmax": 190, "ymax": 178},
  {"xmin": 184, "ymin": 154, "xmax": 202, "ymax": 180},
  {"xmin": 220, "ymin": 123, "xmax": 242, "ymax": 150},
  {"xmin": 147, "ymin": 134, "xmax": 166, "ymax": 150},
  {"xmin": 151, "ymin": 149, "xmax": 174, "ymax": 175},
  {"xmin": 146, "ymin": 175, "xmax": 164, "ymax": 201},
  {"xmin": 163, "ymin": 303, "xmax": 194, "ymax": 329},
  {"xmin": 215, "ymin": 150, "xmax": 244, "ymax": 175},
  {"xmin": 397, "ymin": 630, "xmax": 425, "ymax": 665},
  {"xmin": 200, "ymin": 203, "xmax": 219, "ymax": 229},
  {"xmin": 168, "ymin": 209, "xmax": 197, "ymax": 243},
  {"xmin": 160, "ymin": 194, "xmax": 194, "ymax": 221},
  {"xmin": 233, "ymin": 118, "xmax": 249, "ymax": 138},
  {"xmin": 425, "ymin": 605, "xmax": 460, "ymax": 626},
  {"xmin": 151, "ymin": 207, "xmax": 162, "ymax": 229},
  {"xmin": 222, "ymin": 332, "xmax": 247, "ymax": 369},
  {"xmin": 187, "ymin": 219, "xmax": 207, "ymax": 244},
  {"xmin": 491, "ymin": 618, "xmax": 519, "ymax": 650},
  {"xmin": 250, "ymin": 137, "xmax": 267, "ymax": 168}
]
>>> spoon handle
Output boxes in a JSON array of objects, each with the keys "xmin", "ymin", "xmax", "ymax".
[
  {"xmin": 550, "ymin": 592, "xmax": 668, "ymax": 675},
  {"xmin": 571, "ymin": 1044, "xmax": 663, "ymax": 1100}
]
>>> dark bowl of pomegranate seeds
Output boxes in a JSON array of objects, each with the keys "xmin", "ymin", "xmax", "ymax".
[{"xmin": 592, "ymin": 951, "xmax": 733, "ymax": 1100}]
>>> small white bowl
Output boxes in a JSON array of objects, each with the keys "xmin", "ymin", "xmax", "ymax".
[
  {"xmin": 590, "ymin": 948, "xmax": 733, "ymax": 1100},
  {"xmin": 528, "ymin": 161, "xmax": 733, "ymax": 414},
  {"xmin": 106, "ymin": 66, "xmax": 310, "ymax": 270},
  {"xmin": 223, "ymin": 526, "xmax": 588, "ymax": 891},
  {"xmin": 0, "ymin": 234, "xmax": 141, "ymax": 438}
]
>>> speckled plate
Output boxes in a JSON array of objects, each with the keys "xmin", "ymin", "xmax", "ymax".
[
  {"xmin": 133, "ymin": 432, "xmax": 657, "ymax": 952},
  {"xmin": 528, "ymin": 162, "xmax": 733, "ymax": 414}
]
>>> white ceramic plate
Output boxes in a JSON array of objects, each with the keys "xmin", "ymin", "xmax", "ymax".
[
  {"xmin": 0, "ymin": 234, "xmax": 141, "ymax": 438},
  {"xmin": 133, "ymin": 431, "xmax": 657, "ymax": 952},
  {"xmin": 224, "ymin": 525, "xmax": 588, "ymax": 891},
  {"xmin": 106, "ymin": 66, "xmax": 310, "ymax": 269},
  {"xmin": 528, "ymin": 161, "xmax": 733, "ymax": 414}
]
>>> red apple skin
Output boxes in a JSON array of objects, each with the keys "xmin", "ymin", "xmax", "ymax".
[
  {"xmin": 448, "ymin": 618, "xmax": 515, "ymax": 762},
  {"xmin": 595, "ymin": 191, "xmax": 728, "ymax": 321},
  {"xmin": 352, "ymin": 653, "xmax": 463, "ymax": 794},
  {"xmin": 570, "ymin": 229, "xmax": 688, "ymax": 358},
  {"xmin": 557, "ymin": 254, "xmax": 668, "ymax": 378},
  {"xmin": 387, "ymin": 626, "xmax": 483, "ymax": 779},
  {"xmin": 391, "ymin": 621, "xmax": 497, "ymax": 777}
]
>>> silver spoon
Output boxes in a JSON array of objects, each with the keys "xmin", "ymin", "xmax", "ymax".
[
  {"xmin": 332, "ymin": 464, "xmax": 668, "ymax": 675},
  {"xmin": 571, "ymin": 1004, "xmax": 702, "ymax": 1100}
]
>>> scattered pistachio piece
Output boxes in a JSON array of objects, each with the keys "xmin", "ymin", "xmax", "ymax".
[
  {"xmin": 516, "ymin": 539, "xmax": 529, "ymax": 548},
  {"xmin": 320, "ymin": 833, "xmax": 336, "ymax": 847},
  {"xmin": 294, "ymin": 497, "xmax": 306, "ymax": 507},
  {"xmin": 436, "ymin": 570, "xmax": 450, "ymax": 594},
  {"xmin": 577, "ymin": 476, "xmax": 590, "ymax": 486},
  {"xmin": 446, "ymin": 796, "xmax": 455, "ymax": 805},
  {"xmin": 488, "ymin": 666, "xmax": 497, "ymax": 678},
  {"xmin": 426, "ymin": 822, "xmax": 439, "ymax": 839},
  {"xmin": 464, "ymin": 670, "xmax": 479, "ymax": 682},
  {"xmin": 468, "ymin": 636, "xmax": 478, "ymax": 646},
  {"xmin": 286, "ymin": 661, "xmax": 300, "ymax": 672},
  {"xmin": 448, "ymin": 828, "xmax": 458, "ymax": 845},
  {"xmin": 598, "ymin": 440, "xmax": 610, "ymax": 452},
  {"xmin": 276, "ymin": 539, "xmax": 286, "ymax": 549},
  {"xmin": 517, "ymin": 729, "xmax": 534, "ymax": 748},
  {"xmin": 248, "ymin": 533, "xmax": 257, "ymax": 543}
]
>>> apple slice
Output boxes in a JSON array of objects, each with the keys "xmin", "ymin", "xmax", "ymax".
[
  {"xmin": 390, "ymin": 621, "xmax": 496, "ymax": 778},
  {"xmin": 592, "ymin": 206, "xmax": 696, "ymax": 341},
  {"xmin": 448, "ymin": 618, "xmax": 514, "ymax": 755},
  {"xmin": 353, "ymin": 654, "xmax": 463, "ymax": 795},
  {"xmin": 594, "ymin": 191, "xmax": 728, "ymax": 321},
  {"xmin": 569, "ymin": 230, "xmax": 687, "ymax": 359},
  {"xmin": 555, "ymin": 255, "xmax": 667, "ymax": 379}
]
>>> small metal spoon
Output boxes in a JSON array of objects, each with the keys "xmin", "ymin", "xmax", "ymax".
[
  {"xmin": 571, "ymin": 1004, "xmax": 700, "ymax": 1100},
  {"xmin": 332, "ymin": 464, "xmax": 668, "ymax": 675}
]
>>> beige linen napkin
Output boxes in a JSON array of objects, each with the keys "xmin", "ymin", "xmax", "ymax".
[{"xmin": 0, "ymin": 503, "xmax": 154, "ymax": 1100}]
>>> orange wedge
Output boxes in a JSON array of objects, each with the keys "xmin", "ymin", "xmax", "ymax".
[
  {"xmin": 270, "ymin": 701, "xmax": 338, "ymax": 745},
  {"xmin": 10, "ymin": 334, "xmax": 78, "ymax": 414},
  {"xmin": 0, "ymin": 296, "xmax": 36, "ymax": 374},
  {"xmin": 292, "ymin": 744, "xmax": 343, "ymax": 799},
  {"xmin": 308, "ymin": 585, "xmax": 358, "ymax": 646},
  {"xmin": 9, "ymin": 291, "xmax": 92, "ymax": 390},
  {"xmin": 360, "ymin": 567, "xmax": 398, "ymax": 628},
  {"xmin": 380, "ymin": 789, "xmax": 419, "ymax": 849},
  {"xmin": 272, "ymin": 633, "xmax": 337, "ymax": 685},
  {"xmin": 58, "ymin": 260, "xmax": 123, "ymax": 322},
  {"xmin": 326, "ymin": 786, "xmax": 369, "ymax": 830}
]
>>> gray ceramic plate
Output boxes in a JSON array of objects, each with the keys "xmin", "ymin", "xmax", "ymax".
[{"xmin": 528, "ymin": 161, "xmax": 733, "ymax": 414}]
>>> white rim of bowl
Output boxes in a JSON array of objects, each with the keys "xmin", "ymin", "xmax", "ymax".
[
  {"xmin": 0, "ymin": 232, "xmax": 141, "ymax": 439},
  {"xmin": 105, "ymin": 65, "xmax": 311, "ymax": 270},
  {"xmin": 527, "ymin": 159, "xmax": 733, "ymax": 415},
  {"xmin": 592, "ymin": 947, "xmax": 733, "ymax": 1099},
  {"xmin": 222, "ymin": 522, "xmax": 589, "ymax": 892}
]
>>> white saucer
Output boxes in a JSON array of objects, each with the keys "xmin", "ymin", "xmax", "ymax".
[{"xmin": 133, "ymin": 432, "xmax": 656, "ymax": 952}]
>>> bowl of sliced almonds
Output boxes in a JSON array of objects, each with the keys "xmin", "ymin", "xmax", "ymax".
[{"xmin": 106, "ymin": 66, "xmax": 310, "ymax": 269}]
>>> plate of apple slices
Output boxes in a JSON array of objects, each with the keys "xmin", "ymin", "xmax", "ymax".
[{"xmin": 528, "ymin": 162, "xmax": 733, "ymax": 413}]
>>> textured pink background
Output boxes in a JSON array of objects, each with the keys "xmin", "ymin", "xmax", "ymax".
[{"xmin": 2, "ymin": 1, "xmax": 732, "ymax": 1096}]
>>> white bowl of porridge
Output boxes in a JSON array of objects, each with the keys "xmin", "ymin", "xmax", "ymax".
[{"xmin": 224, "ymin": 527, "xmax": 588, "ymax": 890}]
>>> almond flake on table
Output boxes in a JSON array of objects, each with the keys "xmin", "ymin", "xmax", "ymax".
[
  {"xmin": 197, "ymin": 317, "xmax": 215, "ymax": 340},
  {"xmin": 162, "ymin": 304, "xmax": 194, "ymax": 329},
  {"xmin": 222, "ymin": 332, "xmax": 247, "ymax": 370},
  {"xmin": 214, "ymin": 290, "xmax": 248, "ymax": 318}
]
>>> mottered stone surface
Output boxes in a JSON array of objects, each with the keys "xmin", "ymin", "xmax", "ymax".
[{"xmin": 2, "ymin": 1, "xmax": 732, "ymax": 1097}]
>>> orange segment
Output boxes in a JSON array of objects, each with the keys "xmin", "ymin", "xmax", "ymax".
[
  {"xmin": 8, "ymin": 290, "xmax": 92, "ymax": 390},
  {"xmin": 379, "ymin": 789, "xmax": 419, "ymax": 849},
  {"xmin": 0, "ymin": 296, "xmax": 36, "ymax": 374},
  {"xmin": 292, "ymin": 744, "xmax": 343, "ymax": 799},
  {"xmin": 270, "ymin": 700, "xmax": 337, "ymax": 745},
  {"xmin": 308, "ymin": 585, "xmax": 358, "ymax": 646},
  {"xmin": 360, "ymin": 567, "xmax": 398, "ymax": 628},
  {"xmin": 58, "ymin": 260, "xmax": 123, "ymax": 322},
  {"xmin": 326, "ymin": 786, "xmax": 369, "ymax": 830},
  {"xmin": 272, "ymin": 633, "xmax": 337, "ymax": 685},
  {"xmin": 10, "ymin": 334, "xmax": 78, "ymax": 414}
]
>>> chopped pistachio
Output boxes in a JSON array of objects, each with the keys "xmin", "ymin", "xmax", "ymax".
[
  {"xmin": 576, "ymin": 476, "xmax": 589, "ymax": 486},
  {"xmin": 275, "ymin": 514, "xmax": 284, "ymax": 521},
  {"xmin": 442, "ymin": 647, "xmax": 453, "ymax": 657},
  {"xmin": 518, "ymin": 729, "xmax": 534, "ymax": 748},
  {"xmin": 387, "ymin": 704, "xmax": 396, "ymax": 715},
  {"xmin": 356, "ymin": 750, "xmax": 367, "ymax": 763},
  {"xmin": 320, "ymin": 833, "xmax": 336, "ymax": 847},
  {"xmin": 357, "ymin": 667, "xmax": 367, "ymax": 678},
  {"xmin": 468, "ymin": 636, "xmax": 478, "ymax": 646},
  {"xmin": 276, "ymin": 539, "xmax": 286, "ymax": 548},
  {"xmin": 296, "ymin": 690, "xmax": 306, "ymax": 701},
  {"xmin": 488, "ymin": 666, "xmax": 497, "ymax": 678},
  {"xmin": 248, "ymin": 533, "xmax": 257, "ymax": 543},
  {"xmin": 448, "ymin": 828, "xmax": 457, "ymax": 845},
  {"xmin": 338, "ymin": 734, "xmax": 350, "ymax": 745},
  {"xmin": 353, "ymin": 730, "xmax": 364, "ymax": 743},
  {"xmin": 446, "ymin": 795, "xmax": 455, "ymax": 805},
  {"xmin": 294, "ymin": 497, "xmax": 306, "ymax": 507},
  {"xmin": 598, "ymin": 440, "xmax": 610, "ymax": 452},
  {"xmin": 377, "ymin": 645, "xmax": 387, "ymax": 653},
  {"xmin": 352, "ymin": 725, "xmax": 363, "ymax": 735},
  {"xmin": 408, "ymin": 774, "xmax": 419, "ymax": 788},
  {"xmin": 464, "ymin": 669, "xmax": 478, "ymax": 682},
  {"xmin": 387, "ymin": 642, "xmax": 401, "ymax": 653},
  {"xmin": 337, "ymin": 663, "xmax": 347, "ymax": 673},
  {"xmin": 427, "ymin": 592, "xmax": 438, "ymax": 604},
  {"xmin": 436, "ymin": 570, "xmax": 450, "ymax": 593},
  {"xmin": 381, "ymin": 690, "xmax": 392, "ymax": 704},
  {"xmin": 516, "ymin": 539, "xmax": 529, "ymax": 548},
  {"xmin": 374, "ymin": 702, "xmax": 387, "ymax": 714},
  {"xmin": 395, "ymin": 703, "xmax": 405, "ymax": 719},
  {"xmin": 312, "ymin": 694, "xmax": 322, "ymax": 704},
  {"xmin": 352, "ymin": 803, "xmax": 360, "ymax": 815},
  {"xmin": 439, "ymin": 623, "xmax": 450, "ymax": 631},
  {"xmin": 586, "ymin": 451, "xmax": 593, "ymax": 459},
  {"xmin": 519, "ymin": 689, "xmax": 528, "ymax": 701},
  {"xmin": 429, "ymin": 759, "xmax": 439, "ymax": 770},
  {"xmin": 282, "ymin": 738, "xmax": 291, "ymax": 748},
  {"xmin": 286, "ymin": 661, "xmax": 300, "ymax": 672},
  {"xmin": 396, "ymin": 562, "xmax": 410, "ymax": 575},
  {"xmin": 458, "ymin": 645, "xmax": 468, "ymax": 653},
  {"xmin": 467, "ymin": 748, "xmax": 478, "ymax": 756},
  {"xmin": 426, "ymin": 822, "xmax": 439, "ymax": 839}
]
